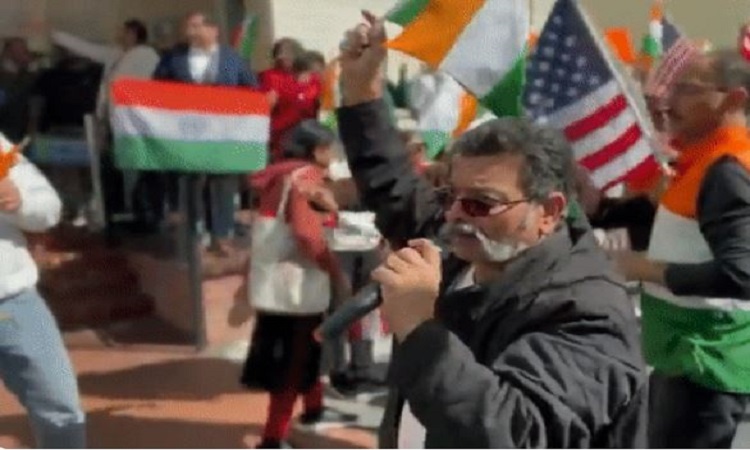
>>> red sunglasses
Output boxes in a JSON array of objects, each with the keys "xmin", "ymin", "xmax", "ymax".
[{"xmin": 435, "ymin": 188, "xmax": 528, "ymax": 218}]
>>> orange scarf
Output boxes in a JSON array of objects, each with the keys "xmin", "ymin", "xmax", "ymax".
[
  {"xmin": 662, "ymin": 126, "xmax": 750, "ymax": 218},
  {"xmin": 0, "ymin": 145, "xmax": 20, "ymax": 179}
]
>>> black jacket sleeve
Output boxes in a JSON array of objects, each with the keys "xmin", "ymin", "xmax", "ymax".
[
  {"xmin": 665, "ymin": 156, "xmax": 750, "ymax": 299},
  {"xmin": 238, "ymin": 64, "xmax": 258, "ymax": 88},
  {"xmin": 391, "ymin": 320, "xmax": 642, "ymax": 448},
  {"xmin": 231, "ymin": 51, "xmax": 258, "ymax": 87},
  {"xmin": 336, "ymin": 100, "xmax": 443, "ymax": 246},
  {"xmin": 152, "ymin": 53, "xmax": 174, "ymax": 81}
]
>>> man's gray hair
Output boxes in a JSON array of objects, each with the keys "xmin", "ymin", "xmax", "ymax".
[{"xmin": 451, "ymin": 117, "xmax": 576, "ymax": 202}]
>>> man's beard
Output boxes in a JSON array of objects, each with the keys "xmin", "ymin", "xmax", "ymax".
[{"xmin": 441, "ymin": 222, "xmax": 529, "ymax": 263}]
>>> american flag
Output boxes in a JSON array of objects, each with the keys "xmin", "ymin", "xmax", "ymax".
[{"xmin": 524, "ymin": 0, "xmax": 656, "ymax": 190}]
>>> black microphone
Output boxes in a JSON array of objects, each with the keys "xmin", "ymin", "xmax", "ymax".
[
  {"xmin": 318, "ymin": 281, "xmax": 382, "ymax": 341},
  {"xmin": 318, "ymin": 237, "xmax": 450, "ymax": 341}
]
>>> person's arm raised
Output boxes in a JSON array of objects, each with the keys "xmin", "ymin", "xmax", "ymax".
[{"xmin": 336, "ymin": 12, "xmax": 443, "ymax": 246}]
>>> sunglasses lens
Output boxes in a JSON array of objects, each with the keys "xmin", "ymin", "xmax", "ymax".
[
  {"xmin": 459, "ymin": 199, "xmax": 492, "ymax": 217},
  {"xmin": 435, "ymin": 189, "xmax": 500, "ymax": 217}
]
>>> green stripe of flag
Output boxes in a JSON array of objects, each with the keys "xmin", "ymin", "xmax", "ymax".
[
  {"xmin": 421, "ymin": 130, "xmax": 450, "ymax": 160},
  {"xmin": 481, "ymin": 52, "xmax": 526, "ymax": 117},
  {"xmin": 238, "ymin": 16, "xmax": 258, "ymax": 60},
  {"xmin": 641, "ymin": 34, "xmax": 661, "ymax": 58},
  {"xmin": 387, "ymin": 0, "xmax": 431, "ymax": 26},
  {"xmin": 641, "ymin": 291, "xmax": 750, "ymax": 393},
  {"xmin": 114, "ymin": 137, "xmax": 267, "ymax": 173}
]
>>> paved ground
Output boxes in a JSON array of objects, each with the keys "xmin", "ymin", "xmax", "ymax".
[
  {"xmin": 0, "ymin": 326, "xmax": 380, "ymax": 449},
  {"xmin": 4, "ymin": 323, "xmax": 750, "ymax": 448}
]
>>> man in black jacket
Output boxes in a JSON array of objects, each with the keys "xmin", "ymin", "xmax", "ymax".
[{"xmin": 335, "ymin": 14, "xmax": 647, "ymax": 448}]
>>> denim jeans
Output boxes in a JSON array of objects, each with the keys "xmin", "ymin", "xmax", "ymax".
[
  {"xmin": 0, "ymin": 289, "xmax": 86, "ymax": 448},
  {"xmin": 205, "ymin": 175, "xmax": 237, "ymax": 240}
]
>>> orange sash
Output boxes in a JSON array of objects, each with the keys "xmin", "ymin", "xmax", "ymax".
[{"xmin": 661, "ymin": 126, "xmax": 750, "ymax": 218}]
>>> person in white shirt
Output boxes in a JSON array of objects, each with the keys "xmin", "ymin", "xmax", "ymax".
[
  {"xmin": 51, "ymin": 20, "xmax": 160, "ymax": 120},
  {"xmin": 147, "ymin": 11, "xmax": 258, "ymax": 254},
  {"xmin": 52, "ymin": 20, "xmax": 160, "ymax": 220},
  {"xmin": 0, "ymin": 133, "xmax": 86, "ymax": 448}
]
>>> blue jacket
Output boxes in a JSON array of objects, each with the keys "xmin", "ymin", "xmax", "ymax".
[{"xmin": 153, "ymin": 44, "xmax": 257, "ymax": 87}]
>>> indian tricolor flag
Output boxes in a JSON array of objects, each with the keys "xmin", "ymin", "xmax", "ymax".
[
  {"xmin": 320, "ymin": 57, "xmax": 341, "ymax": 130},
  {"xmin": 410, "ymin": 71, "xmax": 479, "ymax": 158},
  {"xmin": 640, "ymin": 0, "xmax": 664, "ymax": 69},
  {"xmin": 111, "ymin": 78, "xmax": 270, "ymax": 173},
  {"xmin": 387, "ymin": 0, "xmax": 528, "ymax": 117},
  {"xmin": 642, "ymin": 139, "xmax": 750, "ymax": 392}
]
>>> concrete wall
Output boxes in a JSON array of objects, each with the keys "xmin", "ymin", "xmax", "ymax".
[
  {"xmin": 4, "ymin": 0, "xmax": 747, "ymax": 70},
  {"xmin": 269, "ymin": 0, "xmax": 749, "ymax": 78},
  {"xmin": 0, "ymin": 0, "xmax": 215, "ymax": 51},
  {"xmin": 271, "ymin": 0, "xmax": 422, "ymax": 78}
]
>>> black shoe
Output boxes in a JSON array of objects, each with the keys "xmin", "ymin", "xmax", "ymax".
[
  {"xmin": 296, "ymin": 408, "xmax": 358, "ymax": 431},
  {"xmin": 330, "ymin": 372, "xmax": 386, "ymax": 398},
  {"xmin": 255, "ymin": 439, "xmax": 292, "ymax": 449}
]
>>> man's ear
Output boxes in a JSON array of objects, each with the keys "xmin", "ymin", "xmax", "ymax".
[{"xmin": 540, "ymin": 192, "xmax": 567, "ymax": 235}]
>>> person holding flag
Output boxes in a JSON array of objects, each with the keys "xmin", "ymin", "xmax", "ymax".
[
  {"xmin": 0, "ymin": 134, "xmax": 86, "ymax": 448},
  {"xmin": 615, "ymin": 48, "xmax": 750, "ymax": 448},
  {"xmin": 335, "ymin": 8, "xmax": 647, "ymax": 447}
]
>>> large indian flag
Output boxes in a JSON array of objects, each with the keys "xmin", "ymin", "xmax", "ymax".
[
  {"xmin": 111, "ymin": 78, "xmax": 270, "ymax": 173},
  {"xmin": 387, "ymin": 0, "xmax": 528, "ymax": 117},
  {"xmin": 642, "ymin": 146, "xmax": 750, "ymax": 393}
]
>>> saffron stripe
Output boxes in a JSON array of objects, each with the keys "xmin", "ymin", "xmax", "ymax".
[
  {"xmin": 453, "ymin": 93, "xmax": 479, "ymax": 137},
  {"xmin": 111, "ymin": 78, "xmax": 270, "ymax": 116},
  {"xmin": 387, "ymin": 0, "xmax": 487, "ymax": 67}
]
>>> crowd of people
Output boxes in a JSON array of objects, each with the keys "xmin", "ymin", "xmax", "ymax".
[{"xmin": 2, "ymin": 5, "xmax": 750, "ymax": 450}]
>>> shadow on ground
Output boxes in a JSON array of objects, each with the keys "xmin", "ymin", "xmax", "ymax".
[
  {"xmin": 0, "ymin": 408, "xmax": 367, "ymax": 449},
  {"xmin": 76, "ymin": 357, "xmax": 245, "ymax": 402}
]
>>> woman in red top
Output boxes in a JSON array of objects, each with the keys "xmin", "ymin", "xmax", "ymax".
[
  {"xmin": 242, "ymin": 120, "xmax": 354, "ymax": 449},
  {"xmin": 260, "ymin": 39, "xmax": 323, "ymax": 162}
]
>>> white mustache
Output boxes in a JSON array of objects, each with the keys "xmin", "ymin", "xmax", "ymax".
[
  {"xmin": 441, "ymin": 222, "xmax": 528, "ymax": 263},
  {"xmin": 442, "ymin": 222, "xmax": 482, "ymax": 239}
]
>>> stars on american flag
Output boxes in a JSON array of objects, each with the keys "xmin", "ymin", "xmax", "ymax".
[
  {"xmin": 523, "ymin": 0, "xmax": 655, "ymax": 191},
  {"xmin": 524, "ymin": 7, "xmax": 606, "ymax": 116}
]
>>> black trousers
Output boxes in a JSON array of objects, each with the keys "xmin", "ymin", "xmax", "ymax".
[{"xmin": 649, "ymin": 372, "xmax": 750, "ymax": 448}]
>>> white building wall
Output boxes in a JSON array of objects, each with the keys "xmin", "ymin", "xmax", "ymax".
[{"xmin": 271, "ymin": 0, "xmax": 750, "ymax": 78}]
